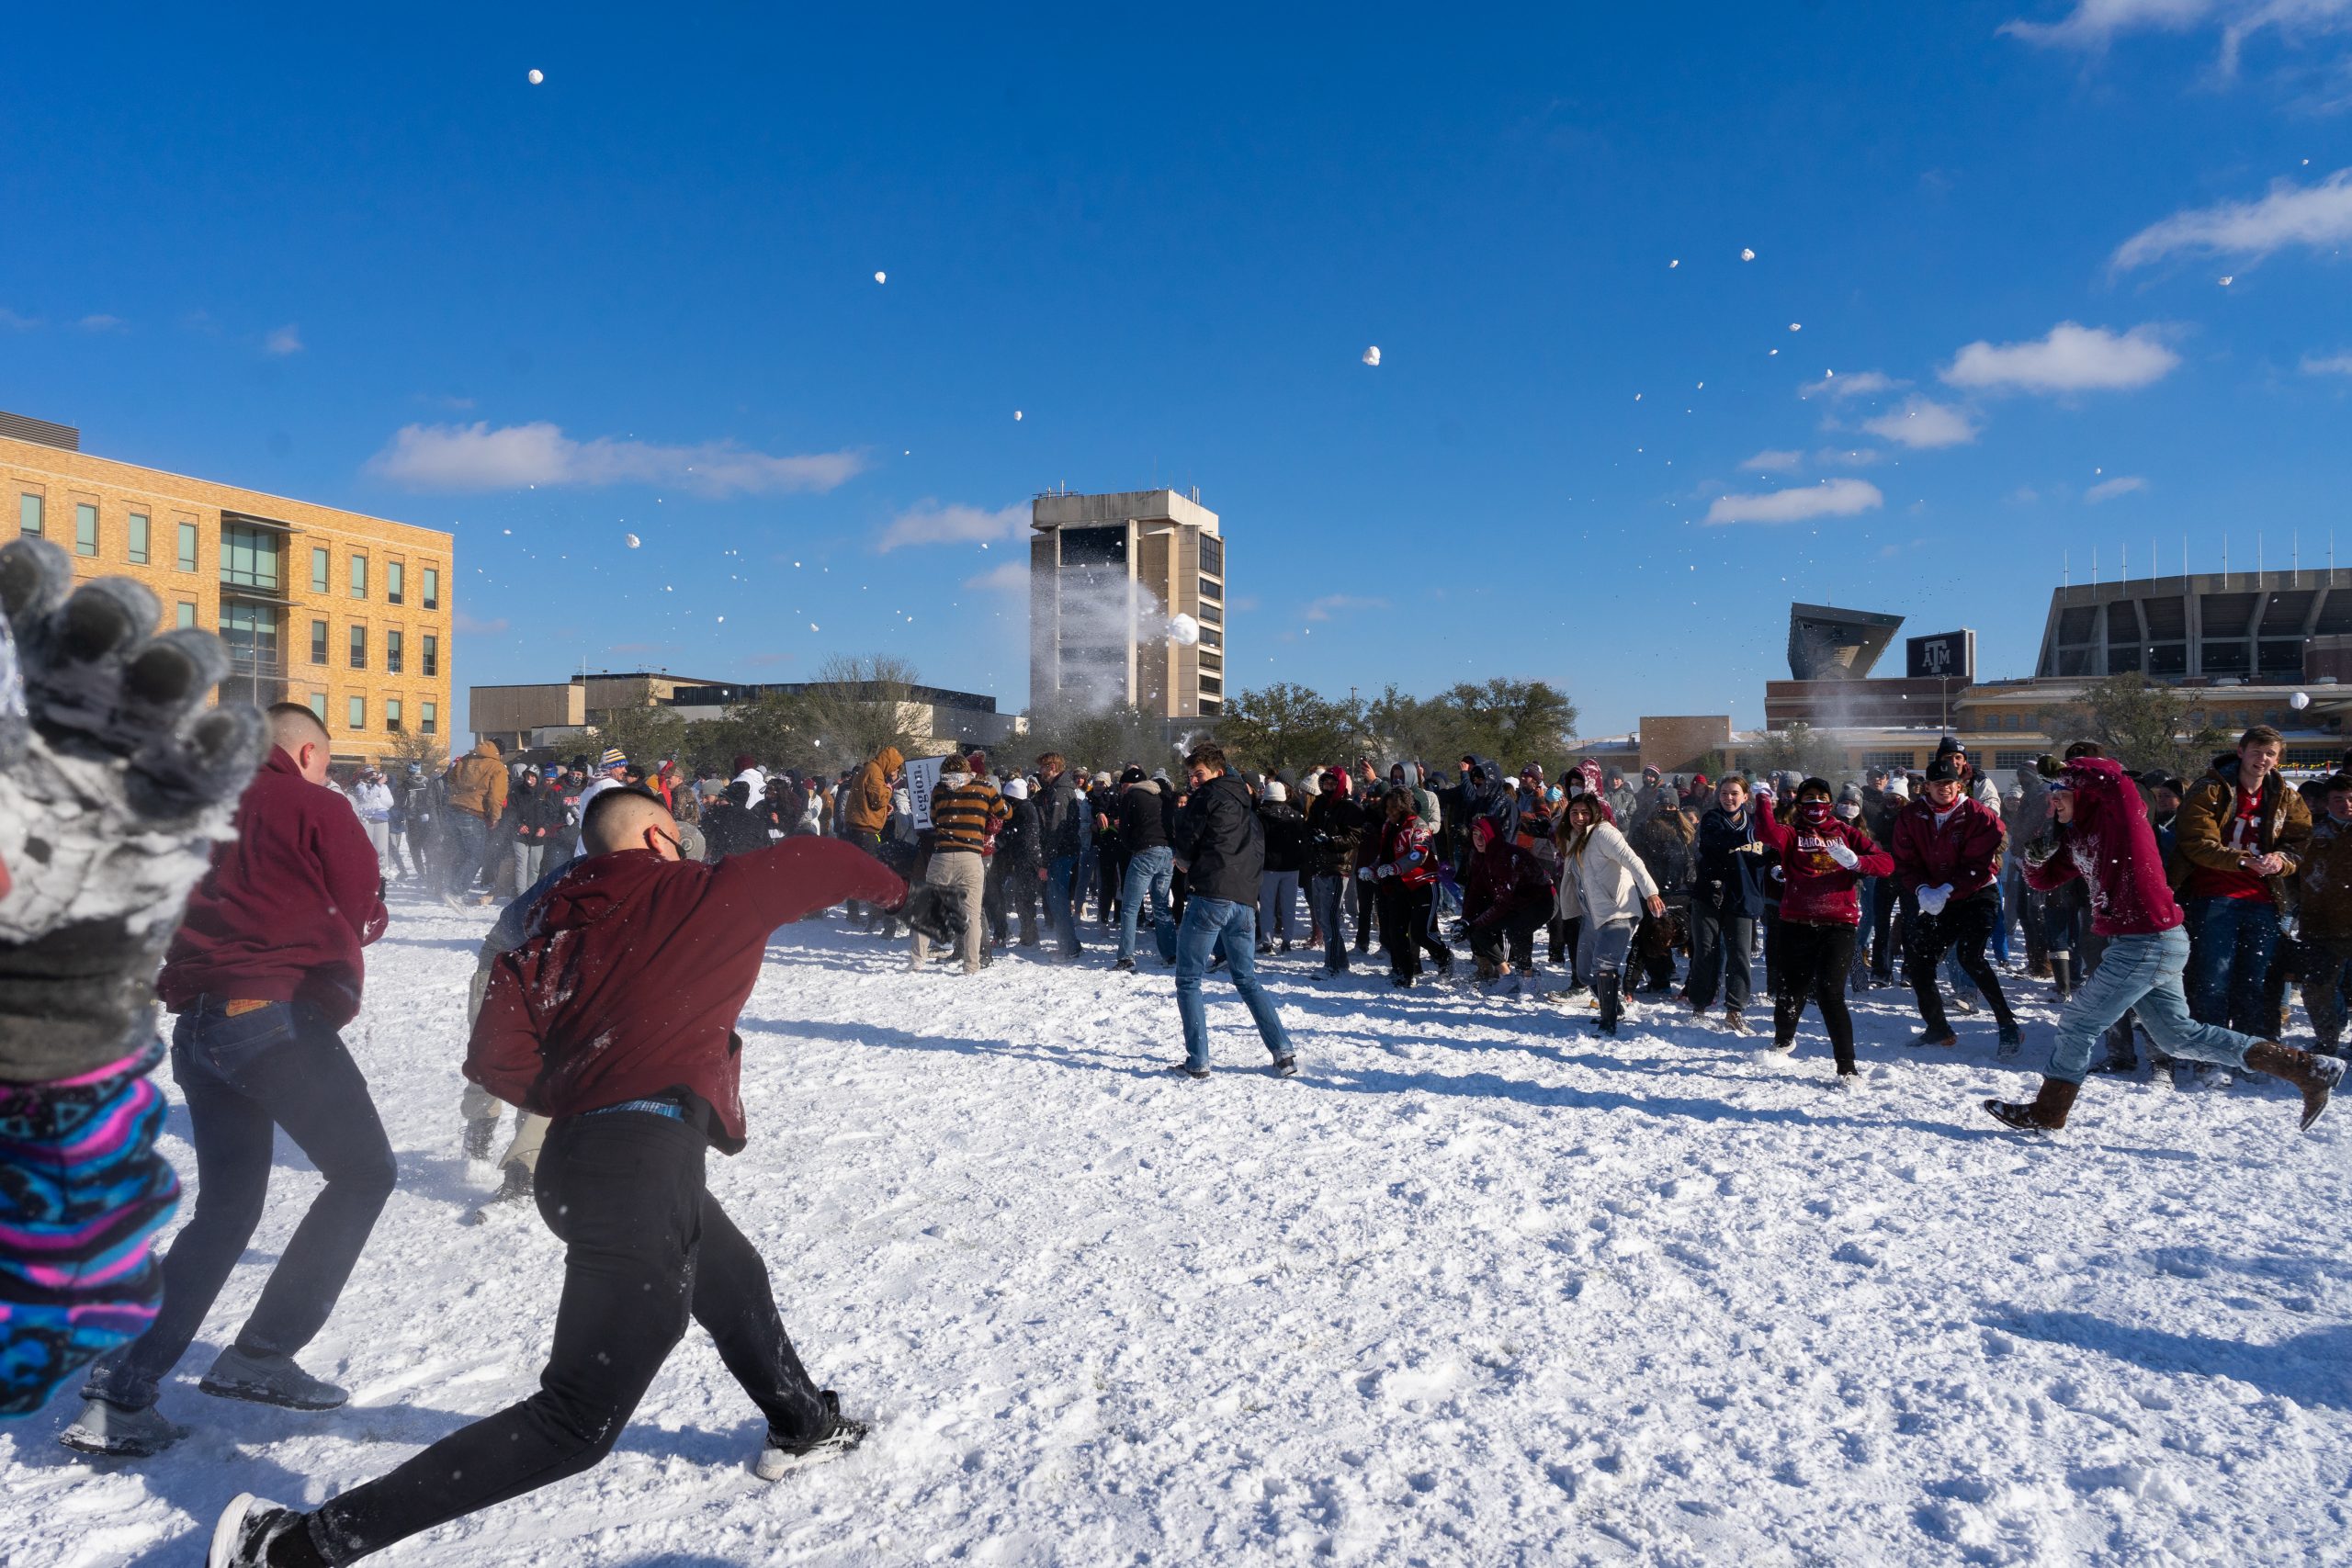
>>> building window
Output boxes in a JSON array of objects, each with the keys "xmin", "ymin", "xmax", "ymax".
[
  {"xmin": 387, "ymin": 629, "xmax": 403, "ymax": 674},
  {"xmin": 17, "ymin": 494, "xmax": 40, "ymax": 536},
  {"xmin": 386, "ymin": 699, "xmax": 403, "ymax": 733},
  {"xmin": 422, "ymin": 567, "xmax": 438, "ymax": 610},
  {"xmin": 74, "ymin": 502, "xmax": 98, "ymax": 557},
  {"xmin": 1861, "ymin": 750, "xmax": 1917, "ymax": 773},
  {"xmin": 1199, "ymin": 535, "xmax": 1224, "ymax": 578},
  {"xmin": 347, "ymin": 695, "xmax": 365, "ymax": 730},
  {"xmin": 177, "ymin": 522, "xmax": 198, "ymax": 572},
  {"xmin": 421, "ymin": 634, "xmax": 438, "ymax": 678},
  {"xmin": 1994, "ymin": 750, "xmax": 2041, "ymax": 771},
  {"xmin": 129, "ymin": 513, "xmax": 150, "ymax": 564},
  {"xmin": 349, "ymin": 625, "xmax": 368, "ymax": 669},
  {"xmin": 307, "ymin": 692, "xmax": 328, "ymax": 723},
  {"xmin": 311, "ymin": 619, "xmax": 328, "ymax": 664},
  {"xmin": 176, "ymin": 602, "xmax": 198, "ymax": 628},
  {"xmin": 420, "ymin": 701, "xmax": 437, "ymax": 736},
  {"xmin": 220, "ymin": 523, "xmax": 282, "ymax": 590},
  {"xmin": 220, "ymin": 601, "xmax": 279, "ymax": 678},
  {"xmin": 311, "ymin": 547, "xmax": 330, "ymax": 592},
  {"xmin": 387, "ymin": 561, "xmax": 404, "ymax": 605},
  {"xmin": 349, "ymin": 555, "xmax": 368, "ymax": 598}
]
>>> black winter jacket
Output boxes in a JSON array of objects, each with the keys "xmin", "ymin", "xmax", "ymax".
[
  {"xmin": 1259, "ymin": 800, "xmax": 1308, "ymax": 875},
  {"xmin": 700, "ymin": 802, "xmax": 773, "ymax": 862},
  {"xmin": 1174, "ymin": 773, "xmax": 1264, "ymax": 903},
  {"xmin": 1119, "ymin": 781, "xmax": 1172, "ymax": 853},
  {"xmin": 1306, "ymin": 794, "xmax": 1366, "ymax": 877},
  {"xmin": 1038, "ymin": 771, "xmax": 1084, "ymax": 860},
  {"xmin": 995, "ymin": 796, "xmax": 1041, "ymax": 873}
]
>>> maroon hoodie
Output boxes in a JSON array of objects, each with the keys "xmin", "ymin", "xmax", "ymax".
[
  {"xmin": 1752, "ymin": 806, "xmax": 1894, "ymax": 926},
  {"xmin": 465, "ymin": 836, "xmax": 906, "ymax": 1154},
  {"xmin": 1889, "ymin": 793, "xmax": 2006, "ymax": 900},
  {"xmin": 2022, "ymin": 756, "xmax": 2181, "ymax": 938},
  {"xmin": 157, "ymin": 748, "xmax": 390, "ymax": 1028}
]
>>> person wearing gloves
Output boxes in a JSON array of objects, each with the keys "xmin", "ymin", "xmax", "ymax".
[
  {"xmin": 1363, "ymin": 789, "xmax": 1453, "ymax": 987},
  {"xmin": 1555, "ymin": 794, "xmax": 1665, "ymax": 1036},
  {"xmin": 1750, "ymin": 778, "xmax": 1895, "ymax": 1079},
  {"xmin": 1892, "ymin": 752, "xmax": 2024, "ymax": 1053},
  {"xmin": 1986, "ymin": 755, "xmax": 2344, "ymax": 1134}
]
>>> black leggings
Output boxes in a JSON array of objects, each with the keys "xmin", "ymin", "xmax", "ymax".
[
  {"xmin": 1773, "ymin": 920, "xmax": 1859, "ymax": 1072},
  {"xmin": 1380, "ymin": 882, "xmax": 1452, "ymax": 978},
  {"xmin": 1906, "ymin": 890, "xmax": 2015, "ymax": 1035}
]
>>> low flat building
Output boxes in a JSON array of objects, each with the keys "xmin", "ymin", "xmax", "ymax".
[
  {"xmin": 468, "ymin": 672, "xmax": 1022, "ymax": 757},
  {"xmin": 662, "ymin": 681, "xmax": 1023, "ymax": 752}
]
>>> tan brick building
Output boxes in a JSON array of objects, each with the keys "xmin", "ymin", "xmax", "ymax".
[{"xmin": 1, "ymin": 412, "xmax": 453, "ymax": 766}]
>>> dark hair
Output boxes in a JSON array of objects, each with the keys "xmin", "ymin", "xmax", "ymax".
[
  {"xmin": 2242, "ymin": 725, "xmax": 2286, "ymax": 751},
  {"xmin": 1186, "ymin": 742, "xmax": 1227, "ymax": 772},
  {"xmin": 582, "ymin": 784, "xmax": 667, "ymax": 846},
  {"xmin": 2063, "ymin": 740, "xmax": 2106, "ymax": 761},
  {"xmin": 2326, "ymin": 773, "xmax": 2352, "ymax": 795}
]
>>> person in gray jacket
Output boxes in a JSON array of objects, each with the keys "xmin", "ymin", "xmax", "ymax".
[{"xmin": 1167, "ymin": 743, "xmax": 1296, "ymax": 1079}]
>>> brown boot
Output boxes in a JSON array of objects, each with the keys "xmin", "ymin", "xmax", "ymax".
[
  {"xmin": 1984, "ymin": 1077, "xmax": 2081, "ymax": 1132},
  {"xmin": 2243, "ymin": 1042, "xmax": 2346, "ymax": 1132}
]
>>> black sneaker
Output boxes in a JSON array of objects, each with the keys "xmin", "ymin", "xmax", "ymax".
[
  {"xmin": 754, "ymin": 1392, "xmax": 869, "ymax": 1480},
  {"xmin": 1169, "ymin": 1063, "xmax": 1210, "ymax": 1080},
  {"xmin": 198, "ymin": 1348, "xmax": 346, "ymax": 1411},
  {"xmin": 1269, "ymin": 1056, "xmax": 1298, "ymax": 1077},
  {"xmin": 1114, "ymin": 958, "xmax": 1137, "ymax": 973}
]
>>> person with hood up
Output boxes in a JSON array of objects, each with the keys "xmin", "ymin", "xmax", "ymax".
[
  {"xmin": 441, "ymin": 738, "xmax": 510, "ymax": 905},
  {"xmin": 1112, "ymin": 764, "xmax": 1176, "ymax": 972},
  {"xmin": 1256, "ymin": 780, "xmax": 1308, "ymax": 954},
  {"xmin": 1892, "ymin": 752, "xmax": 2025, "ymax": 1054},
  {"xmin": 1167, "ymin": 744, "xmax": 1296, "ymax": 1077},
  {"xmin": 1555, "ymin": 794, "xmax": 1665, "ymax": 1035},
  {"xmin": 1604, "ymin": 771, "xmax": 1641, "ymax": 827},
  {"xmin": 910, "ymin": 752, "xmax": 1005, "ymax": 976},
  {"xmin": 1306, "ymin": 768, "xmax": 1368, "ymax": 975},
  {"xmin": 1985, "ymin": 756, "xmax": 2344, "ymax": 1134},
  {"xmin": 2175, "ymin": 725, "xmax": 2311, "ymax": 1040},
  {"xmin": 1687, "ymin": 775, "xmax": 1768, "ymax": 1032},
  {"xmin": 1462, "ymin": 815, "xmax": 1554, "ymax": 987},
  {"xmin": 841, "ymin": 743, "xmax": 903, "ymax": 932},
  {"xmin": 986, "ymin": 774, "xmax": 1042, "ymax": 948},
  {"xmin": 502, "ymin": 769, "xmax": 565, "ymax": 892},
  {"xmin": 1751, "ymin": 778, "xmax": 1895, "ymax": 1079},
  {"xmin": 1363, "ymin": 789, "xmax": 1453, "ymax": 987}
]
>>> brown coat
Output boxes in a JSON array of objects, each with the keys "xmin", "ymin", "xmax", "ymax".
[
  {"xmin": 2175, "ymin": 756, "xmax": 2312, "ymax": 910},
  {"xmin": 842, "ymin": 746, "xmax": 903, "ymax": 834},
  {"xmin": 447, "ymin": 740, "xmax": 510, "ymax": 822}
]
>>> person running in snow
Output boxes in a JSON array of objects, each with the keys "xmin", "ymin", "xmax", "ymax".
[
  {"xmin": 65, "ymin": 703, "xmax": 393, "ymax": 1459},
  {"xmin": 1892, "ymin": 752, "xmax": 2023, "ymax": 1054},
  {"xmin": 1555, "ymin": 795, "xmax": 1664, "ymax": 1035},
  {"xmin": 1166, "ymin": 744, "xmax": 1296, "ymax": 1077},
  {"xmin": 1750, "ymin": 778, "xmax": 1894, "ymax": 1080},
  {"xmin": 204, "ymin": 787, "xmax": 962, "ymax": 1567},
  {"xmin": 1984, "ymin": 755, "xmax": 2345, "ymax": 1134}
]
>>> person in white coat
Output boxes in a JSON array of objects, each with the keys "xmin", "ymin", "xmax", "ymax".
[
  {"xmin": 347, "ymin": 769, "xmax": 395, "ymax": 875},
  {"xmin": 1556, "ymin": 794, "xmax": 1665, "ymax": 1035}
]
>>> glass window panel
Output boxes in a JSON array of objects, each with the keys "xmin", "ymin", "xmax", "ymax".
[
  {"xmin": 421, "ymin": 701, "xmax": 437, "ymax": 735},
  {"xmin": 177, "ymin": 522, "xmax": 198, "ymax": 571},
  {"xmin": 349, "ymin": 555, "xmax": 368, "ymax": 598},
  {"xmin": 176, "ymin": 602, "xmax": 197, "ymax": 628},
  {"xmin": 17, "ymin": 494, "xmax": 40, "ymax": 536},
  {"xmin": 422, "ymin": 568, "xmax": 438, "ymax": 609},
  {"xmin": 349, "ymin": 625, "xmax": 368, "ymax": 669},
  {"xmin": 311, "ymin": 547, "xmax": 330, "ymax": 592},
  {"xmin": 74, "ymin": 502, "xmax": 97, "ymax": 556},
  {"xmin": 311, "ymin": 619, "xmax": 328, "ymax": 664},
  {"xmin": 387, "ymin": 561, "xmax": 403, "ymax": 604},
  {"xmin": 129, "ymin": 513, "xmax": 150, "ymax": 563},
  {"xmin": 387, "ymin": 629, "xmax": 403, "ymax": 673},
  {"xmin": 347, "ymin": 695, "xmax": 365, "ymax": 729}
]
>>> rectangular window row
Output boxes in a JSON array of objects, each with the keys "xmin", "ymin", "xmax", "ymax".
[
  {"xmin": 316, "ymin": 693, "xmax": 435, "ymax": 735},
  {"xmin": 309, "ymin": 545, "xmax": 434, "ymax": 608},
  {"xmin": 309, "ymin": 618, "xmax": 435, "ymax": 677}
]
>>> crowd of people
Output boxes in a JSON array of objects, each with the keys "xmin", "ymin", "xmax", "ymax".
[{"xmin": 3, "ymin": 527, "xmax": 2344, "ymax": 1564}]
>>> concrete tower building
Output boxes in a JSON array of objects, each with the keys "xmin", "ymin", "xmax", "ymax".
[{"xmin": 1029, "ymin": 488, "xmax": 1226, "ymax": 718}]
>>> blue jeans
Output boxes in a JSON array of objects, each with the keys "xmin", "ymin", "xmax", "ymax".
[
  {"xmin": 2186, "ymin": 896, "xmax": 2280, "ymax": 1033},
  {"xmin": 1118, "ymin": 846, "xmax": 1176, "ymax": 963},
  {"xmin": 2046, "ymin": 926, "xmax": 2259, "ymax": 1083},
  {"xmin": 1173, "ymin": 897, "xmax": 1295, "ymax": 1071},
  {"xmin": 1046, "ymin": 854, "xmax": 1082, "ymax": 957},
  {"xmin": 1310, "ymin": 874, "xmax": 1351, "ymax": 972},
  {"xmin": 441, "ymin": 811, "xmax": 489, "ymax": 897}
]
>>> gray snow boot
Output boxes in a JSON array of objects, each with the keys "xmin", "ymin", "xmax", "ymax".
[
  {"xmin": 198, "ymin": 1348, "xmax": 347, "ymax": 1411},
  {"xmin": 58, "ymin": 1395, "xmax": 188, "ymax": 1458}
]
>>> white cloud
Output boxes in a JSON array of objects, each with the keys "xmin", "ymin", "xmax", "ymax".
[
  {"xmin": 964, "ymin": 560, "xmax": 1031, "ymax": 593},
  {"xmin": 1860, "ymin": 395, "xmax": 1981, "ymax": 449},
  {"xmin": 1815, "ymin": 446, "xmax": 1889, "ymax": 468},
  {"xmin": 1739, "ymin": 448, "xmax": 1806, "ymax": 473},
  {"xmin": 2115, "ymin": 168, "xmax": 2352, "ymax": 269},
  {"xmin": 2086, "ymin": 474, "xmax": 2150, "ymax": 502},
  {"xmin": 1798, "ymin": 369, "xmax": 1903, "ymax": 400},
  {"xmin": 264, "ymin": 323, "xmax": 304, "ymax": 356},
  {"xmin": 1302, "ymin": 593, "xmax": 1388, "ymax": 621},
  {"xmin": 2003, "ymin": 0, "xmax": 2352, "ymax": 69},
  {"xmin": 1704, "ymin": 478, "xmax": 1885, "ymax": 526},
  {"xmin": 877, "ymin": 500, "xmax": 1027, "ymax": 552},
  {"xmin": 77, "ymin": 314, "xmax": 126, "ymax": 333},
  {"xmin": 2304, "ymin": 350, "xmax": 2352, "ymax": 374},
  {"xmin": 366, "ymin": 421, "xmax": 866, "ymax": 498},
  {"xmin": 0, "ymin": 308, "xmax": 39, "ymax": 331},
  {"xmin": 1941, "ymin": 321, "xmax": 2180, "ymax": 393}
]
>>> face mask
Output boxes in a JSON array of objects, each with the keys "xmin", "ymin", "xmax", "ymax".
[
  {"xmin": 1837, "ymin": 803, "xmax": 1860, "ymax": 820},
  {"xmin": 1798, "ymin": 801, "xmax": 1832, "ymax": 827}
]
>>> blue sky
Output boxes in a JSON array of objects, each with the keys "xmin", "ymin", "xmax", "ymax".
[{"xmin": 5, "ymin": 2, "xmax": 2350, "ymax": 735}]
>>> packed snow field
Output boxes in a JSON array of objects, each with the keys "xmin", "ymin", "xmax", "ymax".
[{"xmin": 6, "ymin": 890, "xmax": 2350, "ymax": 1566}]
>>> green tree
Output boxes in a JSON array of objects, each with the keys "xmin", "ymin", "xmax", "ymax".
[
  {"xmin": 1437, "ymin": 677, "xmax": 1578, "ymax": 771},
  {"xmin": 2039, "ymin": 672, "xmax": 2228, "ymax": 777},
  {"xmin": 584, "ymin": 704, "xmax": 688, "ymax": 775},
  {"xmin": 1217, "ymin": 682, "xmax": 1367, "ymax": 777},
  {"xmin": 1024, "ymin": 701, "xmax": 1171, "ymax": 777},
  {"xmin": 385, "ymin": 729, "xmax": 447, "ymax": 775}
]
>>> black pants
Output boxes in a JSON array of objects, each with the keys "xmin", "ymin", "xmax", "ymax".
[
  {"xmin": 92, "ymin": 1000, "xmax": 395, "ymax": 1410},
  {"xmin": 312, "ymin": 1111, "xmax": 830, "ymax": 1562},
  {"xmin": 1866, "ymin": 875, "xmax": 1897, "ymax": 978},
  {"xmin": 1351, "ymin": 875, "xmax": 1376, "ymax": 952},
  {"xmin": 1906, "ymin": 890, "xmax": 2016, "ymax": 1035},
  {"xmin": 1380, "ymin": 882, "xmax": 1452, "ymax": 978},
  {"xmin": 1686, "ymin": 897, "xmax": 1754, "ymax": 1010},
  {"xmin": 1633, "ymin": 907, "xmax": 1679, "ymax": 990},
  {"xmin": 1468, "ymin": 904, "xmax": 1548, "ymax": 972},
  {"xmin": 985, "ymin": 858, "xmax": 1038, "ymax": 944},
  {"xmin": 844, "ymin": 827, "xmax": 885, "ymax": 924},
  {"xmin": 1773, "ymin": 920, "xmax": 1859, "ymax": 1072}
]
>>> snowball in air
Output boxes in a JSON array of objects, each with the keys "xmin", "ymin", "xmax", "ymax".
[
  {"xmin": 527, "ymin": 69, "xmax": 544, "ymax": 85},
  {"xmin": 2219, "ymin": 275, "xmax": 2234, "ymax": 287},
  {"xmin": 874, "ymin": 271, "xmax": 887, "ymax": 284},
  {"xmin": 624, "ymin": 533, "xmax": 641, "ymax": 548},
  {"xmin": 1741, "ymin": 247, "xmax": 1756, "ymax": 261},
  {"xmin": 1363, "ymin": 345, "xmax": 1381, "ymax": 367},
  {"xmin": 1668, "ymin": 259, "xmax": 1679, "ymax": 268},
  {"xmin": 1013, "ymin": 410, "xmax": 1023, "ymax": 421},
  {"xmin": 1789, "ymin": 322, "xmax": 1803, "ymax": 332},
  {"xmin": 1167, "ymin": 614, "xmax": 1201, "ymax": 647},
  {"xmin": 2292, "ymin": 691, "xmax": 2312, "ymax": 710}
]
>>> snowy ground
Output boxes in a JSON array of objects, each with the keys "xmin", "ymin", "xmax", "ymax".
[{"xmin": 6, "ymin": 886, "xmax": 2351, "ymax": 1566}]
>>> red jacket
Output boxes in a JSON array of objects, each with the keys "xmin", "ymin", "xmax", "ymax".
[
  {"xmin": 1752, "ymin": 809, "xmax": 1893, "ymax": 926},
  {"xmin": 157, "ymin": 749, "xmax": 390, "ymax": 1028},
  {"xmin": 465, "ymin": 837, "xmax": 906, "ymax": 1154},
  {"xmin": 2022, "ymin": 757, "xmax": 2182, "ymax": 938},
  {"xmin": 1889, "ymin": 795, "xmax": 2006, "ymax": 900}
]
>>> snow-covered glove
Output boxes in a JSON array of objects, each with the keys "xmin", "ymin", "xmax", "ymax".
[
  {"xmin": 0, "ymin": 538, "xmax": 266, "ymax": 1086},
  {"xmin": 1356, "ymin": 866, "xmax": 1374, "ymax": 882},
  {"xmin": 899, "ymin": 884, "xmax": 965, "ymax": 950},
  {"xmin": 1917, "ymin": 884, "xmax": 1952, "ymax": 918},
  {"xmin": 1375, "ymin": 864, "xmax": 1397, "ymax": 880},
  {"xmin": 1823, "ymin": 839, "xmax": 1860, "ymax": 870}
]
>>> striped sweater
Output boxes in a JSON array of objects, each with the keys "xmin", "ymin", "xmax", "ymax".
[{"xmin": 930, "ymin": 776, "xmax": 1009, "ymax": 855}]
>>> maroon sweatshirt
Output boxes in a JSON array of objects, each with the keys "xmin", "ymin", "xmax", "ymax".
[
  {"xmin": 1752, "ymin": 807, "xmax": 1893, "ymax": 926},
  {"xmin": 157, "ymin": 748, "xmax": 390, "ymax": 1028},
  {"xmin": 1889, "ymin": 794, "xmax": 2007, "ymax": 901},
  {"xmin": 2022, "ymin": 756, "xmax": 2182, "ymax": 938},
  {"xmin": 465, "ymin": 837, "xmax": 907, "ymax": 1154}
]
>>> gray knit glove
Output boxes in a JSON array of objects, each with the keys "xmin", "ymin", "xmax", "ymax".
[{"xmin": 0, "ymin": 538, "xmax": 266, "ymax": 1083}]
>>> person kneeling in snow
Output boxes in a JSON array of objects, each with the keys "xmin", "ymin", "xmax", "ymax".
[
  {"xmin": 1984, "ymin": 755, "xmax": 2343, "ymax": 1134},
  {"xmin": 206, "ymin": 786, "xmax": 961, "ymax": 1567}
]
